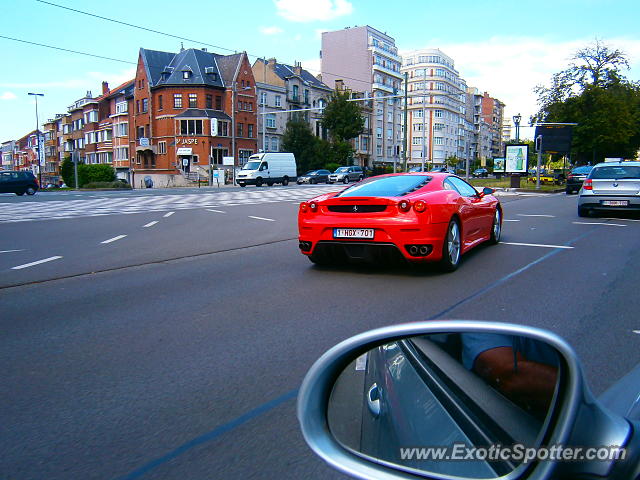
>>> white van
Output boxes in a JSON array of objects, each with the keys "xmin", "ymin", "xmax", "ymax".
[{"xmin": 236, "ymin": 153, "xmax": 297, "ymax": 187}]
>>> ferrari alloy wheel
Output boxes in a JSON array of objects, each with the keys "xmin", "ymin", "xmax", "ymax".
[
  {"xmin": 441, "ymin": 219, "xmax": 461, "ymax": 272},
  {"xmin": 488, "ymin": 209, "xmax": 501, "ymax": 244}
]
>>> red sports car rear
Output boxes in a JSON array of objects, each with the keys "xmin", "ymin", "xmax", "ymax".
[{"xmin": 298, "ymin": 173, "xmax": 501, "ymax": 271}]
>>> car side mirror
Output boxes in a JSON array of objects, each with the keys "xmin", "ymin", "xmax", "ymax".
[
  {"xmin": 481, "ymin": 187, "xmax": 495, "ymax": 196},
  {"xmin": 298, "ymin": 321, "xmax": 631, "ymax": 480}
]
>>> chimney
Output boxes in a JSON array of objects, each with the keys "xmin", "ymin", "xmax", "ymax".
[
  {"xmin": 294, "ymin": 61, "xmax": 302, "ymax": 76},
  {"xmin": 335, "ymin": 79, "xmax": 344, "ymax": 91},
  {"xmin": 267, "ymin": 57, "xmax": 277, "ymax": 67},
  {"xmin": 102, "ymin": 81, "xmax": 109, "ymax": 95}
]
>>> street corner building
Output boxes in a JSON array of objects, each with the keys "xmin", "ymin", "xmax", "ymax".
[{"xmin": 130, "ymin": 47, "xmax": 258, "ymax": 188}]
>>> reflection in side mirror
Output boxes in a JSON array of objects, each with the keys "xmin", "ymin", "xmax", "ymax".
[
  {"xmin": 482, "ymin": 187, "xmax": 495, "ymax": 196},
  {"xmin": 327, "ymin": 333, "xmax": 561, "ymax": 479}
]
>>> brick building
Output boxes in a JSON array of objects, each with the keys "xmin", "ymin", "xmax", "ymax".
[{"xmin": 131, "ymin": 47, "xmax": 257, "ymax": 187}]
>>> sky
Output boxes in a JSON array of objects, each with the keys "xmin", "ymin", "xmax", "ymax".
[{"xmin": 2, "ymin": 0, "xmax": 639, "ymax": 143}]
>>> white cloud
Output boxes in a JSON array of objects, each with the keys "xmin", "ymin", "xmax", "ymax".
[
  {"xmin": 403, "ymin": 36, "xmax": 640, "ymax": 139},
  {"xmin": 259, "ymin": 26, "xmax": 284, "ymax": 35},
  {"xmin": 0, "ymin": 92, "xmax": 17, "ymax": 100},
  {"xmin": 301, "ymin": 58, "xmax": 321, "ymax": 76},
  {"xmin": 275, "ymin": 0, "xmax": 353, "ymax": 22}
]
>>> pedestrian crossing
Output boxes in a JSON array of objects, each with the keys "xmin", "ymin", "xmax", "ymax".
[{"xmin": 0, "ymin": 186, "xmax": 338, "ymax": 223}]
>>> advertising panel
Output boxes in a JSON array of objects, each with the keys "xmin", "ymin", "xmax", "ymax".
[{"xmin": 505, "ymin": 145, "xmax": 528, "ymax": 173}]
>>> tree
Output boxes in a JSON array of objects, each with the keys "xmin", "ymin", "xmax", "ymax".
[
  {"xmin": 533, "ymin": 40, "xmax": 640, "ymax": 163},
  {"xmin": 282, "ymin": 120, "xmax": 322, "ymax": 174},
  {"xmin": 320, "ymin": 89, "xmax": 365, "ymax": 166},
  {"xmin": 60, "ymin": 156, "xmax": 77, "ymax": 187}
]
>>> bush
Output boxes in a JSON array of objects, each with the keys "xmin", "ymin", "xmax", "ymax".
[
  {"xmin": 324, "ymin": 162, "xmax": 340, "ymax": 173},
  {"xmin": 82, "ymin": 181, "xmax": 132, "ymax": 189},
  {"xmin": 83, "ymin": 164, "xmax": 116, "ymax": 184}
]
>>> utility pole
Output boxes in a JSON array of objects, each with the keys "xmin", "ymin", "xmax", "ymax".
[
  {"xmin": 28, "ymin": 93, "xmax": 44, "ymax": 185},
  {"xmin": 402, "ymin": 72, "xmax": 408, "ymax": 172}
]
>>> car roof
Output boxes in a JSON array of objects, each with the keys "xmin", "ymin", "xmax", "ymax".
[{"xmin": 592, "ymin": 161, "xmax": 640, "ymax": 168}]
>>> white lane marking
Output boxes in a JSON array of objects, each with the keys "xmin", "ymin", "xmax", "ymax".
[
  {"xmin": 0, "ymin": 249, "xmax": 25, "ymax": 254},
  {"xmin": 502, "ymin": 242, "xmax": 574, "ymax": 249},
  {"xmin": 503, "ymin": 219, "xmax": 520, "ymax": 222},
  {"xmin": 101, "ymin": 235, "xmax": 127, "ymax": 244},
  {"xmin": 11, "ymin": 256, "xmax": 63, "ymax": 270},
  {"xmin": 163, "ymin": 211, "xmax": 175, "ymax": 218},
  {"xmin": 206, "ymin": 209, "xmax": 226, "ymax": 214},
  {"xmin": 248, "ymin": 216, "xmax": 276, "ymax": 222},
  {"xmin": 143, "ymin": 221, "xmax": 158, "ymax": 228},
  {"xmin": 517, "ymin": 214, "xmax": 556, "ymax": 218},
  {"xmin": 572, "ymin": 222, "xmax": 627, "ymax": 227},
  {"xmin": 600, "ymin": 218, "xmax": 640, "ymax": 222}
]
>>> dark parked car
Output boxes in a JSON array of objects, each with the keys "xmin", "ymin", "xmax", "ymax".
[
  {"xmin": 0, "ymin": 170, "xmax": 39, "ymax": 196},
  {"xmin": 472, "ymin": 168, "xmax": 489, "ymax": 178},
  {"xmin": 565, "ymin": 165, "xmax": 593, "ymax": 194},
  {"xmin": 297, "ymin": 169, "xmax": 332, "ymax": 184}
]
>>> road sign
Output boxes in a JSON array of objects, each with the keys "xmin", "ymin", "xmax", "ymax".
[
  {"xmin": 222, "ymin": 156, "xmax": 234, "ymax": 166},
  {"xmin": 534, "ymin": 125, "xmax": 573, "ymax": 153}
]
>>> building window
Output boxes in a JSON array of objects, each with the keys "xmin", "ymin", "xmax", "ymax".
[
  {"xmin": 215, "ymin": 96, "xmax": 222, "ymax": 110},
  {"xmin": 239, "ymin": 149, "xmax": 253, "ymax": 164},
  {"xmin": 158, "ymin": 141, "xmax": 167, "ymax": 154},
  {"xmin": 260, "ymin": 92, "xmax": 267, "ymax": 105},
  {"xmin": 434, "ymin": 109, "xmax": 443, "ymax": 118},
  {"xmin": 115, "ymin": 147, "xmax": 129, "ymax": 160},
  {"xmin": 158, "ymin": 95, "xmax": 163, "ymax": 110},
  {"xmin": 206, "ymin": 94, "xmax": 213, "ymax": 109},
  {"xmin": 271, "ymin": 137, "xmax": 278, "ymax": 151},
  {"xmin": 266, "ymin": 113, "xmax": 276, "ymax": 128},
  {"xmin": 292, "ymin": 85, "xmax": 299, "ymax": 101},
  {"xmin": 412, "ymin": 137, "xmax": 422, "ymax": 145},
  {"xmin": 237, "ymin": 123, "xmax": 244, "ymax": 136},
  {"xmin": 434, "ymin": 137, "xmax": 444, "ymax": 145},
  {"xmin": 304, "ymin": 89, "xmax": 309, "ymax": 104},
  {"xmin": 376, "ymin": 127, "xmax": 382, "ymax": 139},
  {"xmin": 189, "ymin": 94, "xmax": 197, "ymax": 108},
  {"xmin": 136, "ymin": 100, "xmax": 140, "ymax": 113},
  {"xmin": 217, "ymin": 120, "xmax": 229, "ymax": 136},
  {"xmin": 376, "ymin": 145, "xmax": 382, "ymax": 155},
  {"xmin": 275, "ymin": 95, "xmax": 281, "ymax": 107},
  {"xmin": 142, "ymin": 98, "xmax": 148, "ymax": 113},
  {"xmin": 180, "ymin": 119, "xmax": 203, "ymax": 135},
  {"xmin": 248, "ymin": 124, "xmax": 254, "ymax": 138},
  {"xmin": 116, "ymin": 101, "xmax": 128, "ymax": 114},
  {"xmin": 183, "ymin": 70, "xmax": 191, "ymax": 79},
  {"xmin": 115, "ymin": 122, "xmax": 128, "ymax": 137},
  {"xmin": 174, "ymin": 94, "xmax": 182, "ymax": 109}
]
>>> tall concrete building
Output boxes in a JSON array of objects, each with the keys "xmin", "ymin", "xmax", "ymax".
[
  {"xmin": 321, "ymin": 25, "xmax": 403, "ymax": 167},
  {"xmin": 401, "ymin": 49, "xmax": 468, "ymax": 168}
]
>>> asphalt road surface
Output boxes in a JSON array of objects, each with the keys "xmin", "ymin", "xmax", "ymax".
[{"xmin": 2, "ymin": 186, "xmax": 640, "ymax": 479}]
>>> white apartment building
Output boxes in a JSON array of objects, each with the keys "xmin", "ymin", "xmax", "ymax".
[
  {"xmin": 321, "ymin": 25, "xmax": 403, "ymax": 167},
  {"xmin": 401, "ymin": 49, "xmax": 468, "ymax": 168}
]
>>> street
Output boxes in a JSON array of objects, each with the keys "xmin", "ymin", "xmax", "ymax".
[{"xmin": 2, "ymin": 186, "xmax": 640, "ymax": 480}]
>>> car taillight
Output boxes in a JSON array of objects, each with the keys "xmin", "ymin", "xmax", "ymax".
[
  {"xmin": 398, "ymin": 200, "xmax": 411, "ymax": 212},
  {"xmin": 413, "ymin": 200, "xmax": 427, "ymax": 213},
  {"xmin": 583, "ymin": 179, "xmax": 593, "ymax": 190},
  {"xmin": 300, "ymin": 202, "xmax": 308, "ymax": 213},
  {"xmin": 309, "ymin": 202, "xmax": 318, "ymax": 212},
  {"xmin": 567, "ymin": 175, "xmax": 574, "ymax": 180}
]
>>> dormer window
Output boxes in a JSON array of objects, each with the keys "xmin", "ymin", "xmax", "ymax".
[{"xmin": 183, "ymin": 70, "xmax": 192, "ymax": 79}]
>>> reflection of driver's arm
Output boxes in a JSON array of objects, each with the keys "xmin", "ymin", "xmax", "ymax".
[{"xmin": 473, "ymin": 347, "xmax": 557, "ymax": 413}]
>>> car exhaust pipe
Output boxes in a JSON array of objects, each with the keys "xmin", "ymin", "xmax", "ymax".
[
  {"xmin": 409, "ymin": 245, "xmax": 419, "ymax": 256},
  {"xmin": 419, "ymin": 246, "xmax": 430, "ymax": 256}
]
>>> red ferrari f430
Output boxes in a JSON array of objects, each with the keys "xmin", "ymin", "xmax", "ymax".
[{"xmin": 298, "ymin": 173, "xmax": 502, "ymax": 271}]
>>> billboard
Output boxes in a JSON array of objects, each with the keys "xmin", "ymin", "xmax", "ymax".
[
  {"xmin": 534, "ymin": 124, "xmax": 574, "ymax": 153},
  {"xmin": 505, "ymin": 145, "xmax": 528, "ymax": 173},
  {"xmin": 493, "ymin": 158, "xmax": 505, "ymax": 173}
]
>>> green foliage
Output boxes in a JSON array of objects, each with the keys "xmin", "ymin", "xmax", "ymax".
[
  {"xmin": 321, "ymin": 89, "xmax": 365, "ymax": 143},
  {"xmin": 60, "ymin": 156, "xmax": 79, "ymax": 188},
  {"xmin": 282, "ymin": 120, "xmax": 323, "ymax": 174},
  {"xmin": 446, "ymin": 156, "xmax": 461, "ymax": 169},
  {"xmin": 534, "ymin": 40, "xmax": 640, "ymax": 163},
  {"xmin": 82, "ymin": 181, "xmax": 131, "ymax": 189},
  {"xmin": 58, "ymin": 158, "xmax": 116, "ymax": 187}
]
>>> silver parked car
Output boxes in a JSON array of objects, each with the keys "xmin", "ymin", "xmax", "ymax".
[
  {"xmin": 328, "ymin": 166, "xmax": 364, "ymax": 184},
  {"xmin": 577, "ymin": 161, "xmax": 640, "ymax": 217}
]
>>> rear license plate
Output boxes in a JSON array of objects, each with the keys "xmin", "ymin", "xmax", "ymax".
[
  {"xmin": 334, "ymin": 228, "xmax": 374, "ymax": 239},
  {"xmin": 602, "ymin": 200, "xmax": 629, "ymax": 206}
]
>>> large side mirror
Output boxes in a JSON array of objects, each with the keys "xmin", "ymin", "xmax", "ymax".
[
  {"xmin": 298, "ymin": 321, "xmax": 631, "ymax": 480},
  {"xmin": 481, "ymin": 187, "xmax": 495, "ymax": 196}
]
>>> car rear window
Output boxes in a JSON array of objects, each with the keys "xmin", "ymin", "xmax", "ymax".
[
  {"xmin": 571, "ymin": 166, "xmax": 592, "ymax": 174},
  {"xmin": 590, "ymin": 166, "xmax": 640, "ymax": 179},
  {"xmin": 336, "ymin": 175, "xmax": 432, "ymax": 197}
]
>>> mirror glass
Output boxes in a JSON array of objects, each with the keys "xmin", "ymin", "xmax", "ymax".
[{"xmin": 327, "ymin": 332, "xmax": 562, "ymax": 479}]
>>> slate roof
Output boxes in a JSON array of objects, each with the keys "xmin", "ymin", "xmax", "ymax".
[
  {"xmin": 271, "ymin": 62, "xmax": 332, "ymax": 91},
  {"xmin": 213, "ymin": 53, "xmax": 244, "ymax": 87},
  {"xmin": 173, "ymin": 109, "xmax": 232, "ymax": 120},
  {"xmin": 139, "ymin": 48, "xmax": 226, "ymax": 88}
]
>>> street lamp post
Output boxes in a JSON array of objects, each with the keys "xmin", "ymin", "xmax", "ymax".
[
  {"xmin": 28, "ymin": 92, "xmax": 44, "ymax": 185},
  {"xmin": 513, "ymin": 113, "xmax": 521, "ymax": 142}
]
